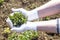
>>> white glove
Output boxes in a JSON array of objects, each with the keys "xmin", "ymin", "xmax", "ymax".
[
  {"xmin": 6, "ymin": 17, "xmax": 37, "ymax": 32},
  {"xmin": 11, "ymin": 8, "xmax": 39, "ymax": 21},
  {"xmin": 6, "ymin": 17, "xmax": 38, "ymax": 32},
  {"xmin": 10, "ymin": 22, "xmax": 38, "ymax": 32}
]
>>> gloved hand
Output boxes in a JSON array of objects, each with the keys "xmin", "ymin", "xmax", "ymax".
[
  {"xmin": 11, "ymin": 8, "xmax": 39, "ymax": 21},
  {"xmin": 11, "ymin": 22, "xmax": 37, "ymax": 32},
  {"xmin": 6, "ymin": 17, "xmax": 38, "ymax": 32}
]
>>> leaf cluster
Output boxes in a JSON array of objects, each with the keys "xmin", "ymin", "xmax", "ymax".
[
  {"xmin": 9, "ymin": 12, "xmax": 27, "ymax": 27},
  {"xmin": 8, "ymin": 30, "xmax": 38, "ymax": 40},
  {"xmin": 0, "ymin": 0, "xmax": 4, "ymax": 4}
]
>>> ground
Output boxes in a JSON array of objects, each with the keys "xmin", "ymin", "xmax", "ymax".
[{"xmin": 0, "ymin": 0, "xmax": 60, "ymax": 40}]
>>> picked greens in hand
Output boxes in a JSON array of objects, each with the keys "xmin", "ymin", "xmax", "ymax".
[{"xmin": 9, "ymin": 12, "xmax": 27, "ymax": 27}]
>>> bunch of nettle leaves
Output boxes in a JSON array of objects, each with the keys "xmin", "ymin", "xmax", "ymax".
[{"xmin": 9, "ymin": 12, "xmax": 27, "ymax": 27}]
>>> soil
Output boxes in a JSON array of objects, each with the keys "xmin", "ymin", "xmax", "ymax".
[{"xmin": 0, "ymin": 0, "xmax": 60, "ymax": 40}]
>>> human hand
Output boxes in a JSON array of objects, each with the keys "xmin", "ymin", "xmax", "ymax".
[
  {"xmin": 10, "ymin": 22, "xmax": 37, "ymax": 32},
  {"xmin": 6, "ymin": 18, "xmax": 37, "ymax": 32},
  {"xmin": 11, "ymin": 8, "xmax": 39, "ymax": 21},
  {"xmin": 6, "ymin": 15, "xmax": 37, "ymax": 32}
]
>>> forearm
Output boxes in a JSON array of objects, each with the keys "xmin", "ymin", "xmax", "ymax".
[
  {"xmin": 28, "ymin": 19, "xmax": 58, "ymax": 33},
  {"xmin": 37, "ymin": 19, "xmax": 57, "ymax": 33},
  {"xmin": 36, "ymin": 18, "xmax": 60, "ymax": 33},
  {"xmin": 11, "ymin": 0, "xmax": 60, "ymax": 21},
  {"xmin": 31, "ymin": 0, "xmax": 60, "ymax": 18}
]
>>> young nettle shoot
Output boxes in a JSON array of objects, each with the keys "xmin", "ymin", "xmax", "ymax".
[
  {"xmin": 8, "ymin": 30, "xmax": 38, "ymax": 40},
  {"xmin": 9, "ymin": 12, "xmax": 27, "ymax": 27}
]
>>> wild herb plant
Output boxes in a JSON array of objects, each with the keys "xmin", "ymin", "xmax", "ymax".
[
  {"xmin": 9, "ymin": 12, "xmax": 27, "ymax": 27},
  {"xmin": 8, "ymin": 30, "xmax": 38, "ymax": 40}
]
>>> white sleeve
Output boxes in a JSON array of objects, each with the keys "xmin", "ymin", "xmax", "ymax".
[{"xmin": 51, "ymin": 0, "xmax": 60, "ymax": 3}]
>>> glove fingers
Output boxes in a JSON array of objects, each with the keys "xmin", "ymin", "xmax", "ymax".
[
  {"xmin": 11, "ymin": 28, "xmax": 23, "ymax": 32},
  {"xmin": 6, "ymin": 17, "xmax": 13, "ymax": 28},
  {"xmin": 11, "ymin": 8, "xmax": 21, "ymax": 12},
  {"xmin": 11, "ymin": 24, "xmax": 26, "ymax": 32},
  {"xmin": 11, "ymin": 8, "xmax": 26, "ymax": 12},
  {"xmin": 11, "ymin": 8, "xmax": 28, "ymax": 15}
]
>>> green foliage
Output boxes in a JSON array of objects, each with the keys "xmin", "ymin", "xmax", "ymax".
[
  {"xmin": 9, "ymin": 12, "xmax": 27, "ymax": 27},
  {"xmin": 8, "ymin": 30, "xmax": 38, "ymax": 40},
  {"xmin": 0, "ymin": 0, "xmax": 4, "ymax": 4},
  {"xmin": 45, "ymin": 16, "xmax": 50, "ymax": 20},
  {"xmin": 3, "ymin": 27, "xmax": 11, "ymax": 33}
]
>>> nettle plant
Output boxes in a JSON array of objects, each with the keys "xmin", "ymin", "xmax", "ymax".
[
  {"xmin": 9, "ymin": 12, "xmax": 27, "ymax": 27},
  {"xmin": 8, "ymin": 30, "xmax": 38, "ymax": 40},
  {"xmin": 0, "ymin": 0, "xmax": 4, "ymax": 5}
]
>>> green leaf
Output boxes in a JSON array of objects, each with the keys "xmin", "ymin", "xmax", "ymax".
[{"xmin": 9, "ymin": 12, "xmax": 27, "ymax": 27}]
